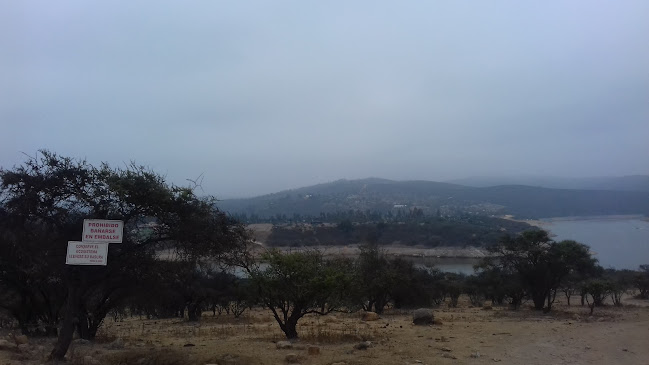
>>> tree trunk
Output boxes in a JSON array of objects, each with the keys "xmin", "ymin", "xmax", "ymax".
[
  {"xmin": 282, "ymin": 313, "xmax": 301, "ymax": 339},
  {"xmin": 532, "ymin": 293, "xmax": 546, "ymax": 310},
  {"xmin": 49, "ymin": 272, "xmax": 80, "ymax": 361},
  {"xmin": 187, "ymin": 303, "xmax": 201, "ymax": 322}
]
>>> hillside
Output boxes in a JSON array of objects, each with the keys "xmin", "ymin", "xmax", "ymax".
[
  {"xmin": 261, "ymin": 216, "xmax": 533, "ymax": 248},
  {"xmin": 447, "ymin": 175, "xmax": 649, "ymax": 192},
  {"xmin": 218, "ymin": 178, "xmax": 649, "ymax": 219}
]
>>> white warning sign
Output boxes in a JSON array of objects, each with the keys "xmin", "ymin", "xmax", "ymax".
[
  {"xmin": 66, "ymin": 241, "xmax": 108, "ymax": 265},
  {"xmin": 82, "ymin": 219, "xmax": 123, "ymax": 243}
]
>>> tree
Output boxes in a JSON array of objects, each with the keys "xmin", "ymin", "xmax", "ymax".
[
  {"xmin": 480, "ymin": 230, "xmax": 597, "ymax": 311},
  {"xmin": 605, "ymin": 269, "xmax": 637, "ymax": 306},
  {"xmin": 0, "ymin": 151, "xmax": 248, "ymax": 360},
  {"xmin": 249, "ymin": 250, "xmax": 351, "ymax": 339},
  {"xmin": 636, "ymin": 265, "xmax": 649, "ymax": 299},
  {"xmin": 353, "ymin": 244, "xmax": 394, "ymax": 314},
  {"xmin": 582, "ymin": 280, "xmax": 612, "ymax": 315}
]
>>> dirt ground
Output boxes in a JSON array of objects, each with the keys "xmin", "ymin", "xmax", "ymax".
[{"xmin": 1, "ymin": 296, "xmax": 648, "ymax": 365}]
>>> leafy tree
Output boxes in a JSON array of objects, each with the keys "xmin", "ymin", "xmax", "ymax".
[
  {"xmin": 0, "ymin": 151, "xmax": 248, "ymax": 360},
  {"xmin": 389, "ymin": 259, "xmax": 441, "ymax": 309},
  {"xmin": 582, "ymin": 280, "xmax": 612, "ymax": 314},
  {"xmin": 353, "ymin": 245, "xmax": 394, "ymax": 314},
  {"xmin": 605, "ymin": 269, "xmax": 637, "ymax": 306},
  {"xmin": 636, "ymin": 265, "xmax": 649, "ymax": 299},
  {"xmin": 249, "ymin": 250, "xmax": 351, "ymax": 339},
  {"xmin": 480, "ymin": 230, "xmax": 597, "ymax": 311}
]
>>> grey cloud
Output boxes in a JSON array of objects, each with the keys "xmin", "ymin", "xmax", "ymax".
[{"xmin": 1, "ymin": 1, "xmax": 648, "ymax": 197}]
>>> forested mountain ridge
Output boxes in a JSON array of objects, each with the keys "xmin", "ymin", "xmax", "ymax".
[
  {"xmin": 446, "ymin": 175, "xmax": 649, "ymax": 192},
  {"xmin": 219, "ymin": 178, "xmax": 649, "ymax": 219}
]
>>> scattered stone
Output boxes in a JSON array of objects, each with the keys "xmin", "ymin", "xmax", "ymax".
[
  {"xmin": 307, "ymin": 345, "xmax": 320, "ymax": 355},
  {"xmin": 285, "ymin": 353, "xmax": 299, "ymax": 363},
  {"xmin": 218, "ymin": 354, "xmax": 240, "ymax": 365},
  {"xmin": 414, "ymin": 360, "xmax": 422, "ymax": 363},
  {"xmin": 439, "ymin": 336, "xmax": 449, "ymax": 342},
  {"xmin": 572, "ymin": 314, "xmax": 581, "ymax": 321},
  {"xmin": 84, "ymin": 355, "xmax": 100, "ymax": 365},
  {"xmin": 183, "ymin": 343, "xmax": 195, "ymax": 347},
  {"xmin": 14, "ymin": 335, "xmax": 29, "ymax": 345},
  {"xmin": 585, "ymin": 346, "xmax": 592, "ymax": 350},
  {"xmin": 362, "ymin": 312, "xmax": 380, "ymax": 321},
  {"xmin": 622, "ymin": 348, "xmax": 628, "ymax": 352},
  {"xmin": 354, "ymin": 341, "xmax": 372, "ymax": 350},
  {"xmin": 433, "ymin": 319, "xmax": 443, "ymax": 326},
  {"xmin": 331, "ymin": 362, "xmax": 347, "ymax": 365},
  {"xmin": 471, "ymin": 352, "xmax": 481, "ymax": 358},
  {"xmin": 276, "ymin": 341, "xmax": 293, "ymax": 350},
  {"xmin": 441, "ymin": 347, "xmax": 452, "ymax": 352},
  {"xmin": 107, "ymin": 338, "xmax": 125, "ymax": 350},
  {"xmin": 0, "ymin": 339, "xmax": 14, "ymax": 350},
  {"xmin": 442, "ymin": 353, "xmax": 457, "ymax": 359},
  {"xmin": 492, "ymin": 358, "xmax": 502, "ymax": 362},
  {"xmin": 412, "ymin": 308, "xmax": 434, "ymax": 325},
  {"xmin": 482, "ymin": 304, "xmax": 493, "ymax": 310},
  {"xmin": 17, "ymin": 344, "xmax": 29, "ymax": 353}
]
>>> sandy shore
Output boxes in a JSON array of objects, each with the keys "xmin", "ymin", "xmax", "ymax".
[{"xmin": 266, "ymin": 244, "xmax": 491, "ymax": 259}]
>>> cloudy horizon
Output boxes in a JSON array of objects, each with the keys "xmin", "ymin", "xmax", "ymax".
[{"xmin": 2, "ymin": 1, "xmax": 648, "ymax": 198}]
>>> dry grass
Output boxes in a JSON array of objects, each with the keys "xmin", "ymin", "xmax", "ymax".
[
  {"xmin": 102, "ymin": 348, "xmax": 190, "ymax": 365},
  {"xmin": 2, "ymin": 297, "xmax": 649, "ymax": 365}
]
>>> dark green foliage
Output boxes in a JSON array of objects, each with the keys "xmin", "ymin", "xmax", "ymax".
[
  {"xmin": 249, "ymin": 250, "xmax": 352, "ymax": 339},
  {"xmin": 389, "ymin": 259, "xmax": 441, "ymax": 309},
  {"xmin": 582, "ymin": 280, "xmax": 613, "ymax": 314},
  {"xmin": 636, "ymin": 265, "xmax": 649, "ymax": 299},
  {"xmin": 265, "ymin": 217, "xmax": 531, "ymax": 248},
  {"xmin": 604, "ymin": 269, "xmax": 637, "ymax": 306},
  {"xmin": 220, "ymin": 178, "xmax": 649, "ymax": 220},
  {"xmin": 352, "ymin": 245, "xmax": 393, "ymax": 314},
  {"xmin": 441, "ymin": 274, "xmax": 464, "ymax": 308},
  {"xmin": 479, "ymin": 230, "xmax": 598, "ymax": 312},
  {"xmin": 0, "ymin": 151, "xmax": 248, "ymax": 360}
]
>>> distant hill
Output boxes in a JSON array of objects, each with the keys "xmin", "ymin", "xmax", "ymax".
[
  {"xmin": 218, "ymin": 178, "xmax": 649, "ymax": 219},
  {"xmin": 446, "ymin": 175, "xmax": 649, "ymax": 192}
]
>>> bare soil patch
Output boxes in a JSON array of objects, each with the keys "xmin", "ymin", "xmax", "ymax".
[{"xmin": 1, "ymin": 297, "xmax": 648, "ymax": 365}]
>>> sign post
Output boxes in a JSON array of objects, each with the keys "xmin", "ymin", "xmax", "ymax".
[
  {"xmin": 65, "ymin": 242, "xmax": 109, "ymax": 266},
  {"xmin": 64, "ymin": 219, "xmax": 123, "ymax": 267},
  {"xmin": 54, "ymin": 219, "xmax": 125, "ymax": 360},
  {"xmin": 82, "ymin": 219, "xmax": 124, "ymax": 244}
]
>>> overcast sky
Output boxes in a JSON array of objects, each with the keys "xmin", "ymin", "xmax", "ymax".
[{"xmin": 1, "ymin": 1, "xmax": 648, "ymax": 198}]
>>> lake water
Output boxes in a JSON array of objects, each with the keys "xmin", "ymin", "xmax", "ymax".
[
  {"xmin": 541, "ymin": 216, "xmax": 649, "ymax": 270},
  {"xmin": 231, "ymin": 216, "xmax": 649, "ymax": 277},
  {"xmin": 411, "ymin": 216, "xmax": 649, "ymax": 274}
]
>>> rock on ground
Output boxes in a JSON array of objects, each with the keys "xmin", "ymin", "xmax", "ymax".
[
  {"xmin": 0, "ymin": 339, "xmax": 14, "ymax": 350},
  {"xmin": 354, "ymin": 341, "xmax": 372, "ymax": 350},
  {"xmin": 107, "ymin": 338, "xmax": 125, "ymax": 350},
  {"xmin": 285, "ymin": 353, "xmax": 299, "ymax": 363},
  {"xmin": 276, "ymin": 341, "xmax": 293, "ymax": 349},
  {"xmin": 361, "ymin": 311, "xmax": 380, "ymax": 321},
  {"xmin": 412, "ymin": 308, "xmax": 434, "ymax": 325}
]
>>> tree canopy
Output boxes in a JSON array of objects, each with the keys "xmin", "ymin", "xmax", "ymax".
[
  {"xmin": 0, "ymin": 151, "xmax": 248, "ymax": 360},
  {"xmin": 479, "ymin": 230, "xmax": 598, "ymax": 311}
]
